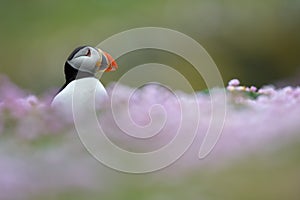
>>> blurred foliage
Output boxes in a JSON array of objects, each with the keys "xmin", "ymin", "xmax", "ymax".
[
  {"xmin": 0, "ymin": 0, "xmax": 300, "ymax": 92},
  {"xmin": 32, "ymin": 139, "xmax": 300, "ymax": 200}
]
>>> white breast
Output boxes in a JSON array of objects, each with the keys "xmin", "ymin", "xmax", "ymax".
[{"xmin": 51, "ymin": 77, "xmax": 108, "ymax": 121}]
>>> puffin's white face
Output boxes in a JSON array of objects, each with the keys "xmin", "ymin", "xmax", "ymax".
[{"xmin": 67, "ymin": 46, "xmax": 117, "ymax": 74}]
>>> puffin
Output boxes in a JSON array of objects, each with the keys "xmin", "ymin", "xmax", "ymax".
[{"xmin": 51, "ymin": 46, "xmax": 118, "ymax": 119}]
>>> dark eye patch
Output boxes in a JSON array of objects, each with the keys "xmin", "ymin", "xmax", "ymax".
[{"xmin": 85, "ymin": 49, "xmax": 91, "ymax": 57}]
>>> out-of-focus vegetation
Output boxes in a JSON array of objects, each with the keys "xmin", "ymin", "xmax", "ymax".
[
  {"xmin": 0, "ymin": 0, "xmax": 300, "ymax": 93},
  {"xmin": 1, "ymin": 73, "xmax": 300, "ymax": 199}
]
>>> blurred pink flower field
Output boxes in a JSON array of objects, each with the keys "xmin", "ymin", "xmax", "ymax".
[{"xmin": 0, "ymin": 75, "xmax": 300, "ymax": 200}]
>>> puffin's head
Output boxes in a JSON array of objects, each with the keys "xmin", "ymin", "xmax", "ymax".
[{"xmin": 66, "ymin": 46, "xmax": 118, "ymax": 74}]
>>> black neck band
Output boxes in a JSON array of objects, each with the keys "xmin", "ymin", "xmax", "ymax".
[{"xmin": 56, "ymin": 61, "xmax": 95, "ymax": 95}]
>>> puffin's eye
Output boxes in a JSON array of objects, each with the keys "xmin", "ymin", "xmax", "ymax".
[{"xmin": 85, "ymin": 49, "xmax": 91, "ymax": 57}]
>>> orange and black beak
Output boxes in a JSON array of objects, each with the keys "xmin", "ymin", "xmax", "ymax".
[
  {"xmin": 103, "ymin": 51, "xmax": 118, "ymax": 72},
  {"xmin": 97, "ymin": 49, "xmax": 118, "ymax": 72}
]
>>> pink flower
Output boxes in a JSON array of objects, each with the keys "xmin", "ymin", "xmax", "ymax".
[
  {"xmin": 258, "ymin": 86, "xmax": 276, "ymax": 95},
  {"xmin": 0, "ymin": 75, "xmax": 26, "ymax": 100},
  {"xmin": 0, "ymin": 102, "xmax": 4, "ymax": 134},
  {"xmin": 249, "ymin": 86, "xmax": 257, "ymax": 92},
  {"xmin": 228, "ymin": 79, "xmax": 240, "ymax": 86}
]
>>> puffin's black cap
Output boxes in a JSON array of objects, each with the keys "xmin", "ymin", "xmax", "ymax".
[
  {"xmin": 54, "ymin": 45, "xmax": 93, "ymax": 96},
  {"xmin": 67, "ymin": 45, "xmax": 88, "ymax": 61}
]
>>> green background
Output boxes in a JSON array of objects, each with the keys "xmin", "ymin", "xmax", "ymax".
[{"xmin": 1, "ymin": 0, "xmax": 299, "ymax": 93}]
